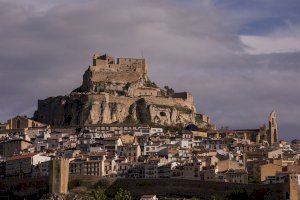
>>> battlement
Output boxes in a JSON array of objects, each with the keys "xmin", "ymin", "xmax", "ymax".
[
  {"xmin": 92, "ymin": 53, "xmax": 147, "ymax": 74},
  {"xmin": 172, "ymin": 92, "xmax": 193, "ymax": 102}
]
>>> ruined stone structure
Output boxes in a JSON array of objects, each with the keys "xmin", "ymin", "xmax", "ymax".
[{"xmin": 34, "ymin": 53, "xmax": 208, "ymax": 127}]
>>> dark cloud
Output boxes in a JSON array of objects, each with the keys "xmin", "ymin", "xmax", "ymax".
[{"xmin": 0, "ymin": 0, "xmax": 299, "ymax": 140}]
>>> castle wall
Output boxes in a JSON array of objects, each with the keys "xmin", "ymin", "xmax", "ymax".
[
  {"xmin": 129, "ymin": 87, "xmax": 161, "ymax": 97},
  {"xmin": 93, "ymin": 58, "xmax": 108, "ymax": 67},
  {"xmin": 35, "ymin": 53, "xmax": 199, "ymax": 127},
  {"xmin": 92, "ymin": 56, "xmax": 146, "ymax": 74},
  {"xmin": 117, "ymin": 58, "xmax": 147, "ymax": 73},
  {"xmin": 90, "ymin": 71, "xmax": 143, "ymax": 83},
  {"xmin": 68, "ymin": 177, "xmax": 293, "ymax": 199}
]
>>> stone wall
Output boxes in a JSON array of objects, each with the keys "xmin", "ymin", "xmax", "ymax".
[
  {"xmin": 129, "ymin": 87, "xmax": 161, "ymax": 97},
  {"xmin": 105, "ymin": 178, "xmax": 293, "ymax": 199},
  {"xmin": 0, "ymin": 176, "xmax": 49, "ymax": 199},
  {"xmin": 68, "ymin": 176, "xmax": 295, "ymax": 199}
]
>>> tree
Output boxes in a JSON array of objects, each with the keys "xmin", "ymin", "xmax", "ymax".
[
  {"xmin": 249, "ymin": 188, "xmax": 272, "ymax": 200},
  {"xmin": 95, "ymin": 178, "xmax": 110, "ymax": 189},
  {"xmin": 114, "ymin": 188, "xmax": 132, "ymax": 200},
  {"xmin": 226, "ymin": 188, "xmax": 249, "ymax": 200},
  {"xmin": 225, "ymin": 188, "xmax": 249, "ymax": 200},
  {"xmin": 92, "ymin": 187, "xmax": 107, "ymax": 200}
]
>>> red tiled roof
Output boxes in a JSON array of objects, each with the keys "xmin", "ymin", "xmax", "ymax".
[{"xmin": 7, "ymin": 153, "xmax": 37, "ymax": 161}]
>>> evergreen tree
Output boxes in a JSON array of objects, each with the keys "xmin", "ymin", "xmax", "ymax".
[
  {"xmin": 92, "ymin": 187, "xmax": 107, "ymax": 200},
  {"xmin": 114, "ymin": 188, "xmax": 132, "ymax": 200}
]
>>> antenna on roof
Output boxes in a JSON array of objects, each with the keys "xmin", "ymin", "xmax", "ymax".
[{"xmin": 141, "ymin": 50, "xmax": 144, "ymax": 58}]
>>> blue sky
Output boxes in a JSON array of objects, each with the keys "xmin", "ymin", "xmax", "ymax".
[
  {"xmin": 212, "ymin": 0, "xmax": 300, "ymax": 36},
  {"xmin": 0, "ymin": 0, "xmax": 299, "ymax": 140}
]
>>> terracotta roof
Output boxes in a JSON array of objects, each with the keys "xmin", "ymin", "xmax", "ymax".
[
  {"xmin": 223, "ymin": 169, "xmax": 247, "ymax": 174},
  {"xmin": 85, "ymin": 123, "xmax": 149, "ymax": 128},
  {"xmin": 7, "ymin": 153, "xmax": 37, "ymax": 161},
  {"xmin": 168, "ymin": 149, "xmax": 178, "ymax": 154},
  {"xmin": 209, "ymin": 129, "xmax": 260, "ymax": 134},
  {"xmin": 0, "ymin": 138, "xmax": 32, "ymax": 144}
]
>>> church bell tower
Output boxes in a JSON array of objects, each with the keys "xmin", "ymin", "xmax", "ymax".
[{"xmin": 268, "ymin": 110, "xmax": 278, "ymax": 144}]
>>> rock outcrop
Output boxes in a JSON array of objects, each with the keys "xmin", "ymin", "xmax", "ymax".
[{"xmin": 34, "ymin": 53, "xmax": 207, "ymax": 127}]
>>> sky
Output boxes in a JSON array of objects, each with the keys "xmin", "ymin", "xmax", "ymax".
[{"xmin": 0, "ymin": 0, "xmax": 299, "ymax": 140}]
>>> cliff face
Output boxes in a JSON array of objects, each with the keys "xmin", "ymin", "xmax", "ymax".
[{"xmin": 34, "ymin": 53, "xmax": 199, "ymax": 126}]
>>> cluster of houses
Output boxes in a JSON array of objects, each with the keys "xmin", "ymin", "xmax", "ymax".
[{"xmin": 0, "ymin": 115, "xmax": 299, "ymax": 186}]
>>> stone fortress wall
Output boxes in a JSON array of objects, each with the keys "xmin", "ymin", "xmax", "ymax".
[
  {"xmin": 128, "ymin": 87, "xmax": 161, "ymax": 97},
  {"xmin": 34, "ymin": 53, "xmax": 207, "ymax": 127},
  {"xmin": 81, "ymin": 53, "xmax": 148, "ymax": 93},
  {"xmin": 92, "ymin": 53, "xmax": 147, "ymax": 75}
]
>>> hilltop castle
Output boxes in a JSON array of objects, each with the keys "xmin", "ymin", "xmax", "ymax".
[{"xmin": 34, "ymin": 53, "xmax": 211, "ymax": 128}]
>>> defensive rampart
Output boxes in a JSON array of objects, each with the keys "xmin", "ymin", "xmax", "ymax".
[{"xmin": 68, "ymin": 176, "xmax": 296, "ymax": 199}]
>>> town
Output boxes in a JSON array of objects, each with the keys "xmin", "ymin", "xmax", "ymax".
[{"xmin": 0, "ymin": 54, "xmax": 299, "ymax": 199}]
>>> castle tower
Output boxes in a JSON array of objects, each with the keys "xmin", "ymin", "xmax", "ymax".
[
  {"xmin": 49, "ymin": 158, "xmax": 69, "ymax": 194},
  {"xmin": 93, "ymin": 52, "xmax": 100, "ymax": 66},
  {"xmin": 288, "ymin": 174, "xmax": 300, "ymax": 200},
  {"xmin": 268, "ymin": 110, "xmax": 278, "ymax": 145}
]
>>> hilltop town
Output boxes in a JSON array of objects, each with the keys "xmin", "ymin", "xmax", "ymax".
[{"xmin": 0, "ymin": 54, "xmax": 299, "ymax": 199}]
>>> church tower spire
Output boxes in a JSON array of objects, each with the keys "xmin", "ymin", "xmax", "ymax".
[{"xmin": 268, "ymin": 110, "xmax": 278, "ymax": 144}]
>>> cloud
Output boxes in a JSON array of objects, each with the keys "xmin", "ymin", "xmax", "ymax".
[
  {"xmin": 241, "ymin": 23, "xmax": 300, "ymax": 54},
  {"xmin": 0, "ymin": 0, "xmax": 299, "ymax": 140}
]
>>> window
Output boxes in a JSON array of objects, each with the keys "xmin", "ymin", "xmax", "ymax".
[
  {"xmin": 286, "ymin": 192, "xmax": 289, "ymax": 199},
  {"xmin": 16, "ymin": 119, "xmax": 21, "ymax": 129},
  {"xmin": 160, "ymin": 112, "xmax": 166, "ymax": 117}
]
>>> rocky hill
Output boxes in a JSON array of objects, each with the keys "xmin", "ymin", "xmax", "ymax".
[{"xmin": 34, "ymin": 53, "xmax": 209, "ymax": 127}]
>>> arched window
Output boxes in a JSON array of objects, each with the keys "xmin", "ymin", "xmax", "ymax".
[{"xmin": 16, "ymin": 119, "xmax": 21, "ymax": 129}]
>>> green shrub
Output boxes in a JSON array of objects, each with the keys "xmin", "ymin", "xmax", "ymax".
[
  {"xmin": 95, "ymin": 178, "xmax": 110, "ymax": 189},
  {"xmin": 114, "ymin": 188, "xmax": 132, "ymax": 200}
]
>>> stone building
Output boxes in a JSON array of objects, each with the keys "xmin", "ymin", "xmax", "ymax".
[
  {"xmin": 260, "ymin": 163, "xmax": 283, "ymax": 182},
  {"xmin": 5, "ymin": 153, "xmax": 51, "ymax": 178},
  {"xmin": 84, "ymin": 124, "xmax": 149, "ymax": 137},
  {"xmin": 216, "ymin": 169, "xmax": 248, "ymax": 184},
  {"xmin": 117, "ymin": 143, "xmax": 141, "ymax": 162},
  {"xmin": 0, "ymin": 139, "xmax": 32, "ymax": 157},
  {"xmin": 216, "ymin": 159, "xmax": 244, "ymax": 172},
  {"xmin": 3, "ymin": 116, "xmax": 45, "ymax": 130},
  {"xmin": 69, "ymin": 153, "xmax": 106, "ymax": 176}
]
